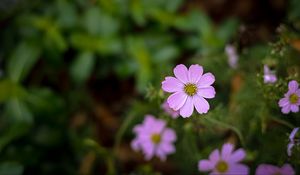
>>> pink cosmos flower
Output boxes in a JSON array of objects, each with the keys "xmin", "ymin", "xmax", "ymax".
[
  {"xmin": 161, "ymin": 64, "xmax": 216, "ymax": 118},
  {"xmin": 278, "ymin": 80, "xmax": 300, "ymax": 114},
  {"xmin": 131, "ymin": 115, "xmax": 176, "ymax": 161},
  {"xmin": 255, "ymin": 164, "xmax": 295, "ymax": 175},
  {"xmin": 225, "ymin": 44, "xmax": 238, "ymax": 69},
  {"xmin": 263, "ymin": 65, "xmax": 277, "ymax": 84},
  {"xmin": 287, "ymin": 127, "xmax": 299, "ymax": 156},
  {"xmin": 162, "ymin": 100, "xmax": 179, "ymax": 119},
  {"xmin": 198, "ymin": 143, "xmax": 249, "ymax": 175}
]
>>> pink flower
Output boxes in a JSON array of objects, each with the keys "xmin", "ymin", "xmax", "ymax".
[
  {"xmin": 225, "ymin": 44, "xmax": 238, "ymax": 69},
  {"xmin": 263, "ymin": 65, "xmax": 277, "ymax": 84},
  {"xmin": 255, "ymin": 164, "xmax": 295, "ymax": 175},
  {"xmin": 287, "ymin": 127, "xmax": 299, "ymax": 156},
  {"xmin": 198, "ymin": 143, "xmax": 249, "ymax": 175},
  {"xmin": 162, "ymin": 100, "xmax": 179, "ymax": 119},
  {"xmin": 161, "ymin": 64, "xmax": 216, "ymax": 118},
  {"xmin": 131, "ymin": 115, "xmax": 176, "ymax": 161},
  {"xmin": 278, "ymin": 80, "xmax": 300, "ymax": 114}
]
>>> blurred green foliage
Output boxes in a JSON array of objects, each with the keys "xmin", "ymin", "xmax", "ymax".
[{"xmin": 0, "ymin": 0, "xmax": 300, "ymax": 174}]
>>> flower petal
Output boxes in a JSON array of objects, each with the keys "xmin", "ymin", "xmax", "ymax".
[
  {"xmin": 289, "ymin": 127, "xmax": 299, "ymax": 140},
  {"xmin": 288, "ymin": 80, "xmax": 299, "ymax": 92},
  {"xmin": 162, "ymin": 76, "xmax": 184, "ymax": 93},
  {"xmin": 179, "ymin": 97, "xmax": 194, "ymax": 118},
  {"xmin": 131, "ymin": 139, "xmax": 140, "ymax": 151},
  {"xmin": 287, "ymin": 143, "xmax": 294, "ymax": 156},
  {"xmin": 290, "ymin": 105, "xmax": 299, "ymax": 113},
  {"xmin": 167, "ymin": 92, "xmax": 188, "ymax": 111},
  {"xmin": 221, "ymin": 143, "xmax": 234, "ymax": 160},
  {"xmin": 198, "ymin": 160, "xmax": 214, "ymax": 172},
  {"xmin": 278, "ymin": 98, "xmax": 289, "ymax": 107},
  {"xmin": 193, "ymin": 95, "xmax": 210, "ymax": 114},
  {"xmin": 228, "ymin": 149, "xmax": 246, "ymax": 163},
  {"xmin": 188, "ymin": 64, "xmax": 203, "ymax": 83},
  {"xmin": 280, "ymin": 164, "xmax": 295, "ymax": 175},
  {"xmin": 161, "ymin": 128, "xmax": 177, "ymax": 142},
  {"xmin": 281, "ymin": 105, "xmax": 291, "ymax": 114},
  {"xmin": 209, "ymin": 149, "xmax": 220, "ymax": 163},
  {"xmin": 197, "ymin": 73, "xmax": 215, "ymax": 88},
  {"xmin": 197, "ymin": 86, "xmax": 216, "ymax": 99},
  {"xmin": 255, "ymin": 164, "xmax": 278, "ymax": 175},
  {"xmin": 173, "ymin": 64, "xmax": 189, "ymax": 83},
  {"xmin": 142, "ymin": 142, "xmax": 155, "ymax": 160},
  {"xmin": 227, "ymin": 163, "xmax": 249, "ymax": 175}
]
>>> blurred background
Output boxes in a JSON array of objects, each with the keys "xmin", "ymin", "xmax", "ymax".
[{"xmin": 1, "ymin": 0, "xmax": 300, "ymax": 174}]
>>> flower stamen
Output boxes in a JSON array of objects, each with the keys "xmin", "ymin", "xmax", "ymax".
[
  {"xmin": 216, "ymin": 160, "xmax": 228, "ymax": 173},
  {"xmin": 184, "ymin": 83, "xmax": 197, "ymax": 96},
  {"xmin": 289, "ymin": 93, "xmax": 299, "ymax": 104},
  {"xmin": 151, "ymin": 133, "xmax": 161, "ymax": 144}
]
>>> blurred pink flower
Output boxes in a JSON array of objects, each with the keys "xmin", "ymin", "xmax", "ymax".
[
  {"xmin": 161, "ymin": 64, "xmax": 216, "ymax": 118},
  {"xmin": 263, "ymin": 65, "xmax": 277, "ymax": 84},
  {"xmin": 131, "ymin": 115, "xmax": 176, "ymax": 161},
  {"xmin": 278, "ymin": 80, "xmax": 300, "ymax": 114},
  {"xmin": 287, "ymin": 127, "xmax": 299, "ymax": 156},
  {"xmin": 162, "ymin": 100, "xmax": 179, "ymax": 119},
  {"xmin": 255, "ymin": 164, "xmax": 295, "ymax": 175},
  {"xmin": 225, "ymin": 44, "xmax": 238, "ymax": 69},
  {"xmin": 198, "ymin": 143, "xmax": 249, "ymax": 175}
]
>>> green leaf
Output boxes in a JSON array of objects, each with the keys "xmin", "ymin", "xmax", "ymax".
[
  {"xmin": 126, "ymin": 37, "xmax": 152, "ymax": 92},
  {"xmin": 5, "ymin": 99, "xmax": 33, "ymax": 123},
  {"xmin": 0, "ymin": 162, "xmax": 23, "ymax": 175},
  {"xmin": 7, "ymin": 42, "xmax": 41, "ymax": 83},
  {"xmin": 0, "ymin": 121, "xmax": 31, "ymax": 153},
  {"xmin": 83, "ymin": 7, "xmax": 119, "ymax": 36},
  {"xmin": 26, "ymin": 88, "xmax": 65, "ymax": 115},
  {"xmin": 0, "ymin": 80, "xmax": 26, "ymax": 103},
  {"xmin": 217, "ymin": 18, "xmax": 239, "ymax": 44},
  {"xmin": 70, "ymin": 52, "xmax": 95, "ymax": 85}
]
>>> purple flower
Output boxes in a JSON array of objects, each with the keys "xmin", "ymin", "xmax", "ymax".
[
  {"xmin": 161, "ymin": 64, "xmax": 216, "ymax": 118},
  {"xmin": 287, "ymin": 127, "xmax": 299, "ymax": 156},
  {"xmin": 278, "ymin": 80, "xmax": 300, "ymax": 114},
  {"xmin": 131, "ymin": 115, "xmax": 176, "ymax": 161},
  {"xmin": 255, "ymin": 164, "xmax": 295, "ymax": 175},
  {"xmin": 198, "ymin": 143, "xmax": 249, "ymax": 175},
  {"xmin": 225, "ymin": 44, "xmax": 238, "ymax": 69},
  {"xmin": 162, "ymin": 100, "xmax": 179, "ymax": 119},
  {"xmin": 263, "ymin": 65, "xmax": 277, "ymax": 84}
]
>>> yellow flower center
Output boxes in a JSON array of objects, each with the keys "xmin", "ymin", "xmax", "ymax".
[
  {"xmin": 151, "ymin": 133, "xmax": 161, "ymax": 144},
  {"xmin": 184, "ymin": 83, "xmax": 197, "ymax": 96},
  {"xmin": 216, "ymin": 161, "xmax": 228, "ymax": 173},
  {"xmin": 289, "ymin": 93, "xmax": 299, "ymax": 104}
]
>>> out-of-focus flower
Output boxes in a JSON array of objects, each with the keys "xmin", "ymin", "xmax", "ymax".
[
  {"xmin": 162, "ymin": 100, "xmax": 179, "ymax": 119},
  {"xmin": 263, "ymin": 65, "xmax": 277, "ymax": 84},
  {"xmin": 198, "ymin": 143, "xmax": 249, "ymax": 175},
  {"xmin": 161, "ymin": 64, "xmax": 216, "ymax": 118},
  {"xmin": 287, "ymin": 127, "xmax": 299, "ymax": 156},
  {"xmin": 278, "ymin": 80, "xmax": 300, "ymax": 114},
  {"xmin": 225, "ymin": 44, "xmax": 238, "ymax": 69},
  {"xmin": 131, "ymin": 115, "xmax": 176, "ymax": 161},
  {"xmin": 255, "ymin": 164, "xmax": 295, "ymax": 175}
]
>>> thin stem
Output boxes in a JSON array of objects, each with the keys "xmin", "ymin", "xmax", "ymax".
[{"xmin": 204, "ymin": 116, "xmax": 245, "ymax": 147}]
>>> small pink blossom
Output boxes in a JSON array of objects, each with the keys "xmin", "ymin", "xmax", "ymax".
[
  {"xmin": 278, "ymin": 80, "xmax": 300, "ymax": 114},
  {"xmin": 198, "ymin": 143, "xmax": 249, "ymax": 175},
  {"xmin": 263, "ymin": 65, "xmax": 277, "ymax": 84},
  {"xmin": 131, "ymin": 115, "xmax": 176, "ymax": 161},
  {"xmin": 162, "ymin": 64, "xmax": 216, "ymax": 118},
  {"xmin": 255, "ymin": 164, "xmax": 295, "ymax": 175},
  {"xmin": 162, "ymin": 100, "xmax": 179, "ymax": 119},
  {"xmin": 225, "ymin": 44, "xmax": 238, "ymax": 69},
  {"xmin": 287, "ymin": 127, "xmax": 299, "ymax": 156}
]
